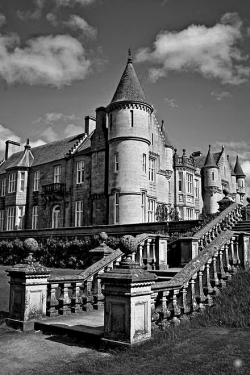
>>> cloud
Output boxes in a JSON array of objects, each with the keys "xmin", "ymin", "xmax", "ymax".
[
  {"xmin": 0, "ymin": 124, "xmax": 21, "ymax": 155},
  {"xmin": 53, "ymin": 0, "xmax": 96, "ymax": 7},
  {"xmin": 40, "ymin": 126, "xmax": 59, "ymax": 142},
  {"xmin": 33, "ymin": 112, "xmax": 79, "ymax": 125},
  {"xmin": 17, "ymin": 0, "xmax": 45, "ymax": 20},
  {"xmin": 213, "ymin": 140, "xmax": 250, "ymax": 161},
  {"xmin": 0, "ymin": 33, "xmax": 91, "ymax": 87},
  {"xmin": 211, "ymin": 91, "xmax": 231, "ymax": 100},
  {"xmin": 63, "ymin": 15, "xmax": 97, "ymax": 39},
  {"xmin": 165, "ymin": 98, "xmax": 178, "ymax": 108},
  {"xmin": 46, "ymin": 13, "xmax": 58, "ymax": 26},
  {"xmin": 135, "ymin": 12, "xmax": 250, "ymax": 85},
  {"xmin": 30, "ymin": 139, "xmax": 47, "ymax": 147},
  {"xmin": 64, "ymin": 123, "xmax": 84, "ymax": 137},
  {"xmin": 0, "ymin": 13, "xmax": 6, "ymax": 28}
]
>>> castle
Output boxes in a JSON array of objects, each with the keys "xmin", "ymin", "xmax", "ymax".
[{"xmin": 0, "ymin": 52, "xmax": 246, "ymax": 231}]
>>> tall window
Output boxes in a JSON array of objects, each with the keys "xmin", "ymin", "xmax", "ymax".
[
  {"xmin": 148, "ymin": 198, "xmax": 155, "ymax": 222},
  {"xmin": 34, "ymin": 171, "xmax": 40, "ymax": 191},
  {"xmin": 75, "ymin": 200, "xmax": 83, "ymax": 227},
  {"xmin": 178, "ymin": 171, "xmax": 183, "ymax": 191},
  {"xmin": 54, "ymin": 166, "xmax": 61, "ymax": 183},
  {"xmin": 20, "ymin": 172, "xmax": 25, "ymax": 192},
  {"xmin": 114, "ymin": 192, "xmax": 119, "ymax": 223},
  {"xmin": 152, "ymin": 133, "xmax": 154, "ymax": 145},
  {"xmin": 142, "ymin": 154, "xmax": 146, "ymax": 173},
  {"xmin": 52, "ymin": 205, "xmax": 60, "ymax": 228},
  {"xmin": 76, "ymin": 161, "xmax": 85, "ymax": 184},
  {"xmin": 187, "ymin": 173, "xmax": 193, "ymax": 194},
  {"xmin": 130, "ymin": 110, "xmax": 134, "ymax": 127},
  {"xmin": 1, "ymin": 178, "xmax": 6, "ymax": 197},
  {"xmin": 141, "ymin": 192, "xmax": 147, "ymax": 222},
  {"xmin": 7, "ymin": 207, "xmax": 15, "ymax": 231},
  {"xmin": 8, "ymin": 173, "xmax": 16, "ymax": 193},
  {"xmin": 0, "ymin": 210, "xmax": 4, "ymax": 231},
  {"xmin": 212, "ymin": 171, "xmax": 215, "ymax": 181},
  {"xmin": 114, "ymin": 153, "xmax": 119, "ymax": 172},
  {"xmin": 195, "ymin": 179, "xmax": 199, "ymax": 198},
  {"xmin": 32, "ymin": 206, "xmax": 38, "ymax": 229},
  {"xmin": 186, "ymin": 208, "xmax": 193, "ymax": 220},
  {"xmin": 109, "ymin": 113, "xmax": 112, "ymax": 129},
  {"xmin": 149, "ymin": 158, "xmax": 155, "ymax": 182},
  {"xmin": 17, "ymin": 206, "xmax": 24, "ymax": 229}
]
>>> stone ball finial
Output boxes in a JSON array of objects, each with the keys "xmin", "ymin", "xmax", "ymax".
[
  {"xmin": 24, "ymin": 238, "xmax": 38, "ymax": 253},
  {"xmin": 99, "ymin": 232, "xmax": 108, "ymax": 246},
  {"xmin": 119, "ymin": 235, "xmax": 137, "ymax": 256},
  {"xmin": 223, "ymin": 188, "xmax": 229, "ymax": 197}
]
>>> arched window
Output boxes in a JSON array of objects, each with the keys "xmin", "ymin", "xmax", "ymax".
[{"xmin": 52, "ymin": 205, "xmax": 60, "ymax": 228}]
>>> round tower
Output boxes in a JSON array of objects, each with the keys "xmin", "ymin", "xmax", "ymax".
[
  {"xmin": 202, "ymin": 145, "xmax": 219, "ymax": 214},
  {"xmin": 234, "ymin": 156, "xmax": 246, "ymax": 203},
  {"xmin": 106, "ymin": 50, "xmax": 153, "ymax": 224}
]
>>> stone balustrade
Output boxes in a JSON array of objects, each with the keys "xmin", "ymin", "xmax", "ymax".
[
  {"xmin": 168, "ymin": 203, "xmax": 242, "ymax": 266},
  {"xmin": 150, "ymin": 228, "xmax": 250, "ymax": 329}
]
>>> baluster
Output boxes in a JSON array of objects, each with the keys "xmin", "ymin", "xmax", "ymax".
[
  {"xmin": 234, "ymin": 236, "xmax": 241, "ymax": 268},
  {"xmin": 71, "ymin": 282, "xmax": 82, "ymax": 313},
  {"xmin": 218, "ymin": 248, "xmax": 226, "ymax": 288},
  {"xmin": 206, "ymin": 231, "xmax": 211, "ymax": 244},
  {"xmin": 224, "ymin": 243, "xmax": 232, "ymax": 279},
  {"xmin": 82, "ymin": 278, "xmax": 94, "ymax": 311},
  {"xmin": 180, "ymin": 282, "xmax": 190, "ymax": 314},
  {"xmin": 47, "ymin": 283, "xmax": 59, "ymax": 317},
  {"xmin": 204, "ymin": 260, "xmax": 214, "ymax": 306},
  {"xmin": 171, "ymin": 289, "xmax": 181, "ymax": 317},
  {"xmin": 151, "ymin": 239, "xmax": 156, "ymax": 269},
  {"xmin": 159, "ymin": 290, "xmax": 171, "ymax": 320},
  {"xmin": 58, "ymin": 282, "xmax": 71, "ymax": 315},
  {"xmin": 211, "ymin": 252, "xmax": 220, "ymax": 295},
  {"xmin": 151, "ymin": 292, "xmax": 159, "ymax": 324},
  {"xmin": 93, "ymin": 272, "xmax": 104, "ymax": 309},
  {"xmin": 138, "ymin": 244, "xmax": 143, "ymax": 267},
  {"xmin": 217, "ymin": 222, "xmax": 222, "ymax": 234},
  {"xmin": 210, "ymin": 228, "xmax": 215, "ymax": 241},
  {"xmin": 190, "ymin": 276, "xmax": 199, "ymax": 311},
  {"xmin": 198, "ymin": 238, "xmax": 203, "ymax": 252},
  {"xmin": 197, "ymin": 267, "xmax": 206, "ymax": 310},
  {"xmin": 230, "ymin": 237, "xmax": 237, "ymax": 274}
]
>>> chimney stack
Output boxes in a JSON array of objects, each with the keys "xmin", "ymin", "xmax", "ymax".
[{"xmin": 5, "ymin": 140, "xmax": 21, "ymax": 160}]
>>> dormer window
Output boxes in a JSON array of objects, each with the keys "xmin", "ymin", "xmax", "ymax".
[
  {"xmin": 8, "ymin": 173, "xmax": 16, "ymax": 193},
  {"xmin": 1, "ymin": 178, "xmax": 6, "ymax": 197},
  {"xmin": 54, "ymin": 166, "xmax": 61, "ymax": 183}
]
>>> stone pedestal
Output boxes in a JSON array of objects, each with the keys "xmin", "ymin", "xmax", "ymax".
[
  {"xmin": 5, "ymin": 242, "xmax": 50, "ymax": 331},
  {"xmin": 242, "ymin": 233, "xmax": 250, "ymax": 269},
  {"xmin": 100, "ymin": 255, "xmax": 156, "ymax": 346},
  {"xmin": 156, "ymin": 236, "xmax": 168, "ymax": 270},
  {"xmin": 89, "ymin": 232, "xmax": 114, "ymax": 263},
  {"xmin": 180, "ymin": 237, "xmax": 199, "ymax": 265}
]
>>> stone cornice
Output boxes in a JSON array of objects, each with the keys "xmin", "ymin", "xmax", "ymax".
[
  {"xmin": 108, "ymin": 136, "xmax": 150, "ymax": 146},
  {"xmin": 106, "ymin": 100, "xmax": 153, "ymax": 114}
]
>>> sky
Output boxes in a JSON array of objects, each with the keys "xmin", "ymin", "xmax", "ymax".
[{"xmin": 0, "ymin": 0, "xmax": 249, "ymax": 192}]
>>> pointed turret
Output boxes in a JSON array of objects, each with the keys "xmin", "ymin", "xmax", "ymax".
[
  {"xmin": 110, "ymin": 49, "xmax": 149, "ymax": 105},
  {"xmin": 203, "ymin": 145, "xmax": 218, "ymax": 168},
  {"xmin": 234, "ymin": 156, "xmax": 246, "ymax": 177}
]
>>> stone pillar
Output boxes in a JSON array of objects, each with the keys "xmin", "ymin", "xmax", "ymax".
[
  {"xmin": 100, "ymin": 235, "xmax": 156, "ymax": 347},
  {"xmin": 241, "ymin": 233, "xmax": 250, "ymax": 269},
  {"xmin": 180, "ymin": 237, "xmax": 199, "ymax": 266},
  {"xmin": 89, "ymin": 232, "xmax": 114, "ymax": 262},
  {"xmin": 156, "ymin": 235, "xmax": 168, "ymax": 270},
  {"xmin": 5, "ymin": 238, "xmax": 50, "ymax": 331}
]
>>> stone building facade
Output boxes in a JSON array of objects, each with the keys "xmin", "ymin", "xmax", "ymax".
[{"xmin": 0, "ymin": 53, "xmax": 246, "ymax": 231}]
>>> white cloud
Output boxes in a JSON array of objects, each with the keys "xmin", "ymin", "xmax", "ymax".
[
  {"xmin": 135, "ymin": 12, "xmax": 250, "ymax": 85},
  {"xmin": 0, "ymin": 13, "xmax": 6, "ymax": 27},
  {"xmin": 30, "ymin": 139, "xmax": 47, "ymax": 147},
  {"xmin": 165, "ymin": 98, "xmax": 178, "ymax": 109},
  {"xmin": 0, "ymin": 124, "xmax": 21, "ymax": 154},
  {"xmin": 64, "ymin": 123, "xmax": 84, "ymax": 137},
  {"xmin": 46, "ymin": 13, "xmax": 58, "ymax": 26},
  {"xmin": 211, "ymin": 91, "xmax": 231, "ymax": 100},
  {"xmin": 41, "ymin": 126, "xmax": 59, "ymax": 142},
  {"xmin": 53, "ymin": 0, "xmax": 96, "ymax": 7},
  {"xmin": 64, "ymin": 15, "xmax": 97, "ymax": 39},
  {"xmin": 17, "ymin": 0, "xmax": 45, "ymax": 20},
  {"xmin": 33, "ymin": 112, "xmax": 79, "ymax": 124},
  {"xmin": 0, "ymin": 33, "xmax": 91, "ymax": 87}
]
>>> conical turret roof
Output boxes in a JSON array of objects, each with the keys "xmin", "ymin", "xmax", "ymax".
[
  {"xmin": 203, "ymin": 145, "xmax": 218, "ymax": 168},
  {"xmin": 234, "ymin": 156, "xmax": 246, "ymax": 177},
  {"xmin": 110, "ymin": 50, "xmax": 148, "ymax": 104}
]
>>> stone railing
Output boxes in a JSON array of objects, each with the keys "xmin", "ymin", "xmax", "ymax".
[
  {"xmin": 150, "ymin": 229, "xmax": 248, "ymax": 329},
  {"xmin": 134, "ymin": 233, "xmax": 168, "ymax": 270},
  {"xmin": 168, "ymin": 203, "xmax": 242, "ymax": 266},
  {"xmin": 46, "ymin": 249, "xmax": 123, "ymax": 316}
]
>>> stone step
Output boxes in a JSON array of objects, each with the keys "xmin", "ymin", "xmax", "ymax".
[{"xmin": 34, "ymin": 310, "xmax": 104, "ymax": 347}]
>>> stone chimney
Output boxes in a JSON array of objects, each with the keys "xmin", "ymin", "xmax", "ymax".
[{"xmin": 5, "ymin": 140, "xmax": 21, "ymax": 160}]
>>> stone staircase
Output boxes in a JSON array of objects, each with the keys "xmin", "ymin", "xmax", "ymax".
[
  {"xmin": 232, "ymin": 220, "xmax": 250, "ymax": 233},
  {"xmin": 6, "ymin": 203, "xmax": 250, "ymax": 345}
]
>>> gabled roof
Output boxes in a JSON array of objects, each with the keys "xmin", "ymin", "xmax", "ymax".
[
  {"xmin": 203, "ymin": 145, "xmax": 218, "ymax": 168},
  {"xmin": 234, "ymin": 156, "xmax": 246, "ymax": 177},
  {"xmin": 110, "ymin": 52, "xmax": 148, "ymax": 104},
  {"xmin": 0, "ymin": 132, "xmax": 90, "ymax": 175}
]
